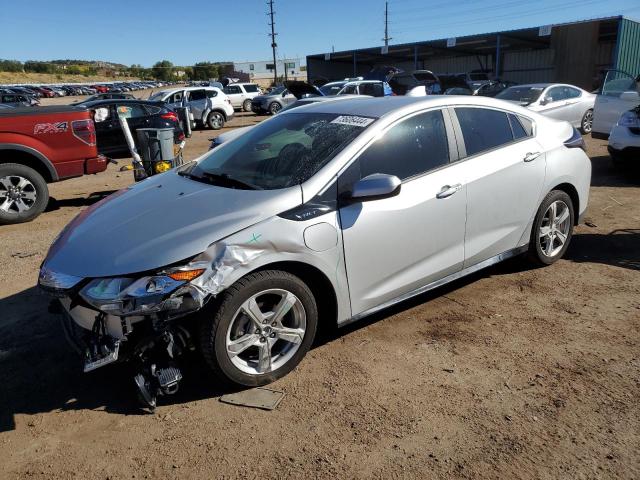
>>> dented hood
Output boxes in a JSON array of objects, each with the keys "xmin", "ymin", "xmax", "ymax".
[{"xmin": 43, "ymin": 171, "xmax": 302, "ymax": 278}]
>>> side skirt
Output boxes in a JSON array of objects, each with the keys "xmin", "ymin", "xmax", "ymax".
[{"xmin": 340, "ymin": 245, "xmax": 529, "ymax": 327}]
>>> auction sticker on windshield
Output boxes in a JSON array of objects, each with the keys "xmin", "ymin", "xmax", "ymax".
[{"xmin": 330, "ymin": 116, "xmax": 375, "ymax": 127}]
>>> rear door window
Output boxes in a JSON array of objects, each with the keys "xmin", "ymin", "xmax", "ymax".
[
  {"xmin": 545, "ymin": 87, "xmax": 567, "ymax": 103},
  {"xmin": 455, "ymin": 107, "xmax": 514, "ymax": 156},
  {"xmin": 356, "ymin": 110, "xmax": 450, "ymax": 181},
  {"xmin": 206, "ymin": 90, "xmax": 218, "ymax": 98},
  {"xmin": 224, "ymin": 86, "xmax": 242, "ymax": 95},
  {"xmin": 189, "ymin": 90, "xmax": 207, "ymax": 101},
  {"xmin": 565, "ymin": 87, "xmax": 582, "ymax": 99}
]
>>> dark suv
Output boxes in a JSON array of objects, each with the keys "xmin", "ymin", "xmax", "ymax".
[{"xmin": 83, "ymin": 99, "xmax": 184, "ymax": 159}]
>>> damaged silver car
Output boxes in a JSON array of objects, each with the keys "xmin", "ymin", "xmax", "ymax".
[{"xmin": 39, "ymin": 96, "xmax": 591, "ymax": 407}]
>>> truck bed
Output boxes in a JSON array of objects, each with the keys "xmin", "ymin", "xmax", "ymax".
[{"xmin": 0, "ymin": 105, "xmax": 88, "ymax": 117}]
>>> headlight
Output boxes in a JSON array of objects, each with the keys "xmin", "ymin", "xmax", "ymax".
[
  {"xmin": 618, "ymin": 111, "xmax": 640, "ymax": 128},
  {"xmin": 80, "ymin": 267, "xmax": 205, "ymax": 316}
]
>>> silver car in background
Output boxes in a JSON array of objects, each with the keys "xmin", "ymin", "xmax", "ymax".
[
  {"xmin": 39, "ymin": 96, "xmax": 591, "ymax": 407},
  {"xmin": 497, "ymin": 83, "xmax": 596, "ymax": 134}
]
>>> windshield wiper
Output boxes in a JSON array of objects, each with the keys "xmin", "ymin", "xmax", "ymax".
[
  {"xmin": 201, "ymin": 172, "xmax": 261, "ymax": 190},
  {"xmin": 178, "ymin": 170, "xmax": 260, "ymax": 190}
]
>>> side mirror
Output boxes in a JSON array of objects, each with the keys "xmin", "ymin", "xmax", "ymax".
[
  {"xmin": 349, "ymin": 173, "xmax": 401, "ymax": 202},
  {"xmin": 620, "ymin": 91, "xmax": 640, "ymax": 101},
  {"xmin": 539, "ymin": 96, "xmax": 550, "ymax": 105},
  {"xmin": 282, "ymin": 91, "xmax": 287, "ymax": 97}
]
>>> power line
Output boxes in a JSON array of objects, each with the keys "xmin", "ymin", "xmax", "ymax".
[{"xmin": 267, "ymin": 0, "xmax": 278, "ymax": 84}]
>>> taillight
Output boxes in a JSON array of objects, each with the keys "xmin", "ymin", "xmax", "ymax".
[
  {"xmin": 564, "ymin": 127, "xmax": 586, "ymax": 151},
  {"xmin": 161, "ymin": 112, "xmax": 179, "ymax": 122},
  {"xmin": 72, "ymin": 119, "xmax": 96, "ymax": 146}
]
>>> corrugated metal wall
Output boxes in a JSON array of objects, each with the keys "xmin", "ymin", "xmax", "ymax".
[
  {"xmin": 423, "ymin": 55, "xmax": 492, "ymax": 74},
  {"xmin": 501, "ymin": 49, "xmax": 555, "ymax": 84},
  {"xmin": 616, "ymin": 18, "xmax": 640, "ymax": 74}
]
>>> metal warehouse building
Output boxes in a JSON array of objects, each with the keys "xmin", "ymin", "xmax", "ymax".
[{"xmin": 306, "ymin": 16, "xmax": 640, "ymax": 91}]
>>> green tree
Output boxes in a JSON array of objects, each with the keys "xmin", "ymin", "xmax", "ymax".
[
  {"xmin": 192, "ymin": 62, "xmax": 219, "ymax": 81},
  {"xmin": 0, "ymin": 60, "xmax": 23, "ymax": 72},
  {"xmin": 152, "ymin": 60, "xmax": 174, "ymax": 81}
]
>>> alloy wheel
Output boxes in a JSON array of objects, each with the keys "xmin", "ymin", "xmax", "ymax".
[
  {"xmin": 209, "ymin": 113, "xmax": 223, "ymax": 129},
  {"xmin": 538, "ymin": 200, "xmax": 571, "ymax": 258},
  {"xmin": 0, "ymin": 175, "xmax": 37, "ymax": 214},
  {"xmin": 269, "ymin": 102, "xmax": 281, "ymax": 114},
  {"xmin": 582, "ymin": 110, "xmax": 593, "ymax": 133},
  {"xmin": 225, "ymin": 288, "xmax": 306, "ymax": 375}
]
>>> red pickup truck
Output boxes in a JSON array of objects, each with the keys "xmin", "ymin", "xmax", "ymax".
[{"xmin": 0, "ymin": 106, "xmax": 107, "ymax": 224}]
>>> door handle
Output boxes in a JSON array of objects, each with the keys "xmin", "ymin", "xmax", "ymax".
[
  {"xmin": 524, "ymin": 152, "xmax": 541, "ymax": 162},
  {"xmin": 436, "ymin": 183, "xmax": 462, "ymax": 199}
]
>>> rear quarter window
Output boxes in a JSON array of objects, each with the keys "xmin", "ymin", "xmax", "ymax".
[{"xmin": 243, "ymin": 84, "xmax": 259, "ymax": 93}]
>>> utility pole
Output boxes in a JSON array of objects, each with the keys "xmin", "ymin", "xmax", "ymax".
[
  {"xmin": 267, "ymin": 0, "xmax": 278, "ymax": 84},
  {"xmin": 383, "ymin": 1, "xmax": 392, "ymax": 46}
]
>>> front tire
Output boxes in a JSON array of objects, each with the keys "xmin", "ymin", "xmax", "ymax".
[
  {"xmin": 268, "ymin": 102, "xmax": 282, "ymax": 115},
  {"xmin": 0, "ymin": 163, "xmax": 49, "ymax": 225},
  {"xmin": 580, "ymin": 109, "xmax": 593, "ymax": 134},
  {"xmin": 528, "ymin": 190, "xmax": 574, "ymax": 266},
  {"xmin": 199, "ymin": 270, "xmax": 318, "ymax": 387},
  {"xmin": 207, "ymin": 111, "xmax": 225, "ymax": 130}
]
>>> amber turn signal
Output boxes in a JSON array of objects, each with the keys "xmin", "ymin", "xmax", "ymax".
[{"xmin": 167, "ymin": 269, "xmax": 205, "ymax": 282}]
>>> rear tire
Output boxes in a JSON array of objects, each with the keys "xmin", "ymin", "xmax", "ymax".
[
  {"xmin": 199, "ymin": 270, "xmax": 318, "ymax": 388},
  {"xmin": 242, "ymin": 99, "xmax": 253, "ymax": 112},
  {"xmin": 580, "ymin": 109, "xmax": 593, "ymax": 134},
  {"xmin": 527, "ymin": 190, "xmax": 574, "ymax": 266},
  {"xmin": 0, "ymin": 163, "xmax": 49, "ymax": 225},
  {"xmin": 207, "ymin": 111, "xmax": 225, "ymax": 130}
]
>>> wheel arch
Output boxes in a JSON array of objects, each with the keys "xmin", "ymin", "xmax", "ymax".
[
  {"xmin": 550, "ymin": 182, "xmax": 580, "ymax": 225},
  {"xmin": 209, "ymin": 108, "xmax": 228, "ymax": 121},
  {"xmin": 252, "ymin": 260, "xmax": 339, "ymax": 327},
  {"xmin": 0, "ymin": 145, "xmax": 57, "ymax": 182}
]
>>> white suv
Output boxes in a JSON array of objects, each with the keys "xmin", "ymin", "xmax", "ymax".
[
  {"xmin": 223, "ymin": 83, "xmax": 262, "ymax": 112},
  {"xmin": 149, "ymin": 87, "xmax": 234, "ymax": 130}
]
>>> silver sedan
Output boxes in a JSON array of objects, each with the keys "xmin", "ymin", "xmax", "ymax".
[
  {"xmin": 496, "ymin": 83, "xmax": 596, "ymax": 134},
  {"xmin": 40, "ymin": 96, "xmax": 591, "ymax": 405}
]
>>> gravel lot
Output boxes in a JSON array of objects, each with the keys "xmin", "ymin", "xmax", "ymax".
[{"xmin": 0, "ymin": 92, "xmax": 638, "ymax": 479}]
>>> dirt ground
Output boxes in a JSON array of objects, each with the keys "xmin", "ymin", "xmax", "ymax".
[{"xmin": 0, "ymin": 92, "xmax": 638, "ymax": 479}]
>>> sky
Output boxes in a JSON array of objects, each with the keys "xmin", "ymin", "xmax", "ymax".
[{"xmin": 3, "ymin": 0, "xmax": 640, "ymax": 67}]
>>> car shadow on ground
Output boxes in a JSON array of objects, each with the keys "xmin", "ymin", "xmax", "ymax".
[
  {"xmin": 0, "ymin": 230, "xmax": 636, "ymax": 430},
  {"xmin": 565, "ymin": 229, "xmax": 640, "ymax": 270},
  {"xmin": 45, "ymin": 190, "xmax": 117, "ymax": 212},
  {"xmin": 590, "ymin": 155, "xmax": 640, "ymax": 188}
]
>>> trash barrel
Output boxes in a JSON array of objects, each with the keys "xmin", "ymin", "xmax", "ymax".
[
  {"xmin": 136, "ymin": 128, "xmax": 176, "ymax": 177},
  {"xmin": 175, "ymin": 106, "xmax": 192, "ymax": 138}
]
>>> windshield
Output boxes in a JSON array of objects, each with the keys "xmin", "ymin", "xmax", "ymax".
[
  {"xmin": 496, "ymin": 86, "xmax": 544, "ymax": 104},
  {"xmin": 319, "ymin": 82, "xmax": 346, "ymax": 95},
  {"xmin": 189, "ymin": 112, "xmax": 375, "ymax": 189},
  {"xmin": 269, "ymin": 86, "xmax": 286, "ymax": 95}
]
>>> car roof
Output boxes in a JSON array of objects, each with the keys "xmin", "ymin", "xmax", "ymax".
[{"xmin": 282, "ymin": 95, "xmax": 536, "ymax": 119}]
